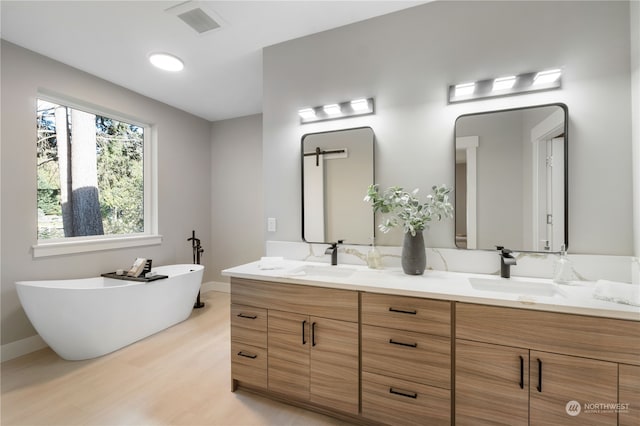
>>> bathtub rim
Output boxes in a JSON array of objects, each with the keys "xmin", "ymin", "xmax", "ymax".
[{"xmin": 15, "ymin": 264, "xmax": 204, "ymax": 289}]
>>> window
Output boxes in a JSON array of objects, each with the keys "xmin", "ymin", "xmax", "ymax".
[{"xmin": 34, "ymin": 95, "xmax": 159, "ymax": 256}]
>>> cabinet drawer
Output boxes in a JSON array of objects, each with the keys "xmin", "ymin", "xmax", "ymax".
[
  {"xmin": 362, "ymin": 371, "xmax": 450, "ymax": 426},
  {"xmin": 362, "ymin": 325, "xmax": 450, "ymax": 389},
  {"xmin": 457, "ymin": 303, "xmax": 640, "ymax": 365},
  {"xmin": 361, "ymin": 292, "xmax": 451, "ymax": 336},
  {"xmin": 231, "ymin": 304, "xmax": 267, "ymax": 348},
  {"xmin": 231, "ymin": 342, "xmax": 267, "ymax": 389},
  {"xmin": 231, "ymin": 278, "xmax": 358, "ymax": 322}
]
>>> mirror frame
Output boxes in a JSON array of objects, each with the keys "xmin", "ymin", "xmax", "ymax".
[
  {"xmin": 454, "ymin": 103, "xmax": 569, "ymax": 253},
  {"xmin": 301, "ymin": 126, "xmax": 375, "ymax": 245}
]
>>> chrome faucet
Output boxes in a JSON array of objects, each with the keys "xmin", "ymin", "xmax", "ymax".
[
  {"xmin": 497, "ymin": 246, "xmax": 517, "ymax": 278},
  {"xmin": 325, "ymin": 240, "xmax": 343, "ymax": 266}
]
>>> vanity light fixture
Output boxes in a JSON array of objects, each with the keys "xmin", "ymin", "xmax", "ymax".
[
  {"xmin": 454, "ymin": 82, "xmax": 476, "ymax": 97},
  {"xmin": 448, "ymin": 68, "xmax": 562, "ymax": 103},
  {"xmin": 323, "ymin": 104, "xmax": 342, "ymax": 115},
  {"xmin": 298, "ymin": 97, "xmax": 374, "ymax": 124},
  {"xmin": 533, "ymin": 69, "xmax": 562, "ymax": 85},
  {"xmin": 350, "ymin": 98, "xmax": 369, "ymax": 111},
  {"xmin": 298, "ymin": 108, "xmax": 316, "ymax": 120},
  {"xmin": 492, "ymin": 75, "xmax": 517, "ymax": 91},
  {"xmin": 149, "ymin": 52, "xmax": 184, "ymax": 72}
]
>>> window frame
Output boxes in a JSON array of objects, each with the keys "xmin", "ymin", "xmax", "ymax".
[{"xmin": 32, "ymin": 92, "xmax": 160, "ymax": 258}]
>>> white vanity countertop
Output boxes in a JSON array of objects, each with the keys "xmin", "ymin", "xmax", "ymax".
[{"xmin": 222, "ymin": 260, "xmax": 640, "ymax": 321}]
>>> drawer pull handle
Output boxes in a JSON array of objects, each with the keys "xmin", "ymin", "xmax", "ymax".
[
  {"xmin": 237, "ymin": 351, "xmax": 257, "ymax": 359},
  {"xmin": 312, "ymin": 322, "xmax": 317, "ymax": 347},
  {"xmin": 237, "ymin": 313, "xmax": 258, "ymax": 319},
  {"xmin": 389, "ymin": 387, "xmax": 417, "ymax": 399},
  {"xmin": 389, "ymin": 339, "xmax": 417, "ymax": 348},
  {"xmin": 519, "ymin": 355, "xmax": 524, "ymax": 389},
  {"xmin": 388, "ymin": 307, "xmax": 417, "ymax": 315},
  {"xmin": 302, "ymin": 320, "xmax": 307, "ymax": 345},
  {"xmin": 537, "ymin": 358, "xmax": 542, "ymax": 392}
]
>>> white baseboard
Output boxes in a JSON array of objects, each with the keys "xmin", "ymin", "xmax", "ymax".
[
  {"xmin": 201, "ymin": 280, "xmax": 230, "ymax": 293},
  {"xmin": 1, "ymin": 334, "xmax": 48, "ymax": 363}
]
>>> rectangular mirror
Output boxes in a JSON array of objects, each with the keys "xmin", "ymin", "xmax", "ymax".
[
  {"xmin": 455, "ymin": 104, "xmax": 568, "ymax": 252},
  {"xmin": 302, "ymin": 127, "xmax": 374, "ymax": 245}
]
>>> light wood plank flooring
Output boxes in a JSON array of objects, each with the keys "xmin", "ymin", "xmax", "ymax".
[{"xmin": 1, "ymin": 291, "xmax": 353, "ymax": 426}]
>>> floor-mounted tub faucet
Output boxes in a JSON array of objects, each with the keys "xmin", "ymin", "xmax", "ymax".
[
  {"xmin": 497, "ymin": 246, "xmax": 517, "ymax": 278},
  {"xmin": 325, "ymin": 240, "xmax": 343, "ymax": 266}
]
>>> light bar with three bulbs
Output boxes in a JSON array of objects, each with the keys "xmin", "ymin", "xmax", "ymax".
[
  {"xmin": 298, "ymin": 98, "xmax": 374, "ymax": 123},
  {"xmin": 448, "ymin": 69, "xmax": 562, "ymax": 103}
]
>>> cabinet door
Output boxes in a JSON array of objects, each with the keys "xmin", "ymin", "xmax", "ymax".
[
  {"xmin": 267, "ymin": 310, "xmax": 310, "ymax": 398},
  {"xmin": 619, "ymin": 364, "xmax": 640, "ymax": 426},
  {"xmin": 309, "ymin": 317, "xmax": 359, "ymax": 415},
  {"xmin": 455, "ymin": 339, "xmax": 529, "ymax": 426},
  {"xmin": 530, "ymin": 351, "xmax": 617, "ymax": 426}
]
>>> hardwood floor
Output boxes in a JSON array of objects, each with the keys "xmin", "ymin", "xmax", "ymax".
[{"xmin": 1, "ymin": 291, "xmax": 353, "ymax": 426}]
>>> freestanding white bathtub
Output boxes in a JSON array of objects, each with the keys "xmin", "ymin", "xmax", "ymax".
[{"xmin": 15, "ymin": 264, "xmax": 204, "ymax": 361}]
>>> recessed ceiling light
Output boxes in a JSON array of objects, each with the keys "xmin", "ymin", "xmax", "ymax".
[{"xmin": 149, "ymin": 52, "xmax": 184, "ymax": 72}]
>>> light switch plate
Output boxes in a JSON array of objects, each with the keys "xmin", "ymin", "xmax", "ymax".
[{"xmin": 267, "ymin": 217, "xmax": 277, "ymax": 232}]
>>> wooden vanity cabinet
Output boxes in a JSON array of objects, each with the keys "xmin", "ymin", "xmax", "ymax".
[
  {"xmin": 267, "ymin": 309, "xmax": 359, "ymax": 414},
  {"xmin": 455, "ymin": 339, "xmax": 529, "ymax": 425},
  {"xmin": 230, "ymin": 278, "xmax": 359, "ymax": 416},
  {"xmin": 529, "ymin": 350, "xmax": 618, "ymax": 425},
  {"xmin": 229, "ymin": 276, "xmax": 640, "ymax": 425},
  {"xmin": 230, "ymin": 304, "xmax": 268, "ymax": 389},
  {"xmin": 361, "ymin": 293, "xmax": 452, "ymax": 426},
  {"xmin": 455, "ymin": 303, "xmax": 640, "ymax": 426}
]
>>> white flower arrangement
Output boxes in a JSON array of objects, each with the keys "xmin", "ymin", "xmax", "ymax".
[{"xmin": 364, "ymin": 184, "xmax": 454, "ymax": 236}]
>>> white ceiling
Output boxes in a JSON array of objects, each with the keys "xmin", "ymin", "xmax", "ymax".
[{"xmin": 1, "ymin": 1, "xmax": 426, "ymax": 122}]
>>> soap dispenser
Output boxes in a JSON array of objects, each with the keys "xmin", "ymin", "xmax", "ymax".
[
  {"xmin": 367, "ymin": 238, "xmax": 382, "ymax": 269},
  {"xmin": 552, "ymin": 245, "xmax": 573, "ymax": 284}
]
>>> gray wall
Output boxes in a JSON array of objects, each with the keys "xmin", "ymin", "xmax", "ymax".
[
  {"xmin": 263, "ymin": 0, "xmax": 633, "ymax": 254},
  {"xmin": 210, "ymin": 114, "xmax": 264, "ymax": 283},
  {"xmin": 1, "ymin": 41, "xmax": 212, "ymax": 345}
]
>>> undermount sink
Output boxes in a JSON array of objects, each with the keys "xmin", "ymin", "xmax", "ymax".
[
  {"xmin": 469, "ymin": 277, "xmax": 566, "ymax": 298},
  {"xmin": 288, "ymin": 265, "xmax": 355, "ymax": 278}
]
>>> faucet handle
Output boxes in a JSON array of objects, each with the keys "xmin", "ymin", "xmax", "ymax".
[{"xmin": 496, "ymin": 246, "xmax": 512, "ymax": 255}]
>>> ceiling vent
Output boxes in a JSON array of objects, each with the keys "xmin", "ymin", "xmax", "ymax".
[
  {"xmin": 178, "ymin": 8, "xmax": 220, "ymax": 34},
  {"xmin": 165, "ymin": 1, "xmax": 224, "ymax": 35}
]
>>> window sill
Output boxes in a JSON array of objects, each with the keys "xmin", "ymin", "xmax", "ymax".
[{"xmin": 32, "ymin": 234, "xmax": 163, "ymax": 258}]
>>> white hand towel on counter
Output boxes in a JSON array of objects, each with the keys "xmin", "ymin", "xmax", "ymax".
[
  {"xmin": 258, "ymin": 256, "xmax": 285, "ymax": 270},
  {"xmin": 593, "ymin": 280, "xmax": 640, "ymax": 307}
]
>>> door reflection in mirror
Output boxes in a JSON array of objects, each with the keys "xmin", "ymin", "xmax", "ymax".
[{"xmin": 301, "ymin": 127, "xmax": 374, "ymax": 245}]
